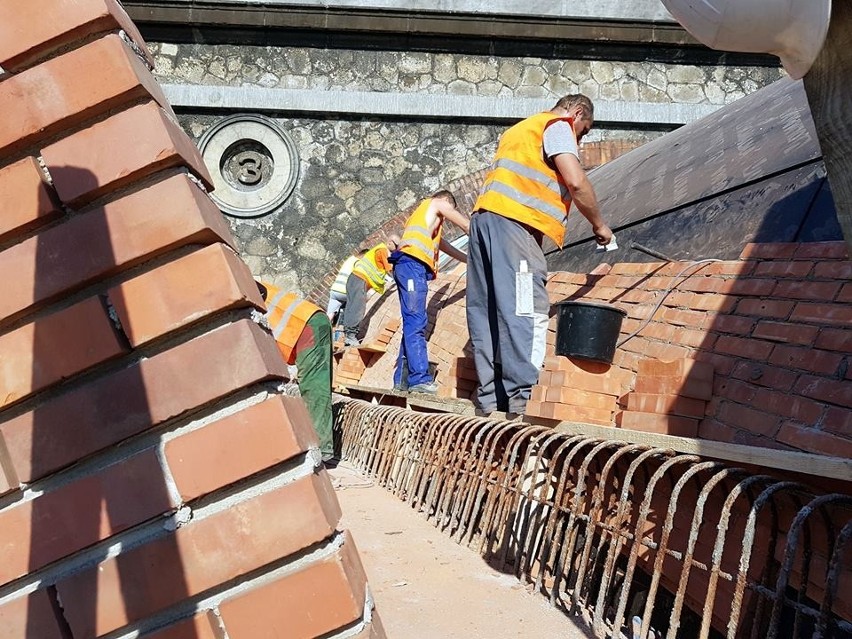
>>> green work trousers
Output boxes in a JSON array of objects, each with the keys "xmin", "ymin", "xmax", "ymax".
[{"xmin": 295, "ymin": 312, "xmax": 334, "ymax": 458}]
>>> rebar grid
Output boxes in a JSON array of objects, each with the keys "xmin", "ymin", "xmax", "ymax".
[{"xmin": 336, "ymin": 399, "xmax": 852, "ymax": 638}]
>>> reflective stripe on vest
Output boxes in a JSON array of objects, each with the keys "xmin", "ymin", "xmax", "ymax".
[
  {"xmin": 352, "ymin": 243, "xmax": 389, "ymax": 293},
  {"xmin": 330, "ymin": 255, "xmax": 358, "ymax": 295},
  {"xmin": 262, "ymin": 283, "xmax": 322, "ymax": 365},
  {"xmin": 399, "ymin": 199, "xmax": 443, "ymax": 274},
  {"xmin": 474, "ymin": 112, "xmax": 574, "ymax": 247}
]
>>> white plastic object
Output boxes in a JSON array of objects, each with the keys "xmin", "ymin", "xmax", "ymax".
[
  {"xmin": 596, "ymin": 234, "xmax": 619, "ymax": 252},
  {"xmin": 659, "ymin": 0, "xmax": 831, "ymax": 79}
]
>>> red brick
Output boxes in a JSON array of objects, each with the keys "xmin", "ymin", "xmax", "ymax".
[
  {"xmin": 626, "ymin": 393, "xmax": 706, "ymax": 418},
  {"xmin": 688, "ymin": 293, "xmax": 737, "ymax": 313},
  {"xmin": 714, "ymin": 335, "xmax": 774, "ymax": 360},
  {"xmin": 0, "ymin": 34, "xmax": 169, "ymax": 157},
  {"xmin": 823, "ymin": 407, "xmax": 852, "ymax": 438},
  {"xmin": 659, "ymin": 307, "xmax": 706, "ymax": 328},
  {"xmin": 0, "ymin": 590, "xmax": 65, "ymax": 639},
  {"xmin": 633, "ymin": 375, "xmax": 713, "ymax": 401},
  {"xmin": 636, "ymin": 358, "xmax": 714, "ymax": 382},
  {"xmin": 354, "ymin": 612, "xmax": 388, "ymax": 639},
  {"xmin": 674, "ymin": 327, "xmax": 714, "ymax": 349},
  {"xmin": 0, "ymin": 157, "xmax": 62, "ymax": 243},
  {"xmin": 543, "ymin": 386, "xmax": 619, "ymax": 411},
  {"xmin": 713, "ymin": 378, "xmax": 756, "ymax": 404},
  {"xmin": 750, "ymin": 389, "xmax": 825, "ymax": 425},
  {"xmin": 731, "ymin": 361, "xmax": 798, "ymax": 391},
  {"xmin": 707, "ymin": 314, "xmax": 754, "ymax": 335},
  {"xmin": 772, "ymin": 280, "xmax": 842, "ymax": 301},
  {"xmin": 42, "ymin": 101, "xmax": 212, "ymax": 206},
  {"xmin": 165, "ymin": 395, "xmax": 319, "ymax": 502},
  {"xmin": 753, "ymin": 261, "xmax": 814, "ymax": 278},
  {"xmin": 739, "ymin": 243, "xmax": 798, "ymax": 260},
  {"xmin": 545, "ymin": 370, "xmax": 625, "ymax": 398},
  {"xmin": 543, "ymin": 356, "xmax": 634, "ymax": 386},
  {"xmin": 140, "ymin": 613, "xmax": 220, "ymax": 639},
  {"xmin": 752, "ymin": 321, "xmax": 818, "ymax": 346},
  {"xmin": 814, "ymin": 327, "xmax": 852, "ymax": 352},
  {"xmin": 219, "ymin": 533, "xmax": 367, "ymax": 638},
  {"xmin": 548, "ymin": 402, "xmax": 615, "ymax": 425},
  {"xmin": 0, "ymin": 174, "xmax": 233, "ymax": 327},
  {"xmin": 734, "ymin": 298, "xmax": 795, "ymax": 319},
  {"xmin": 768, "ymin": 345, "xmax": 844, "ymax": 375},
  {"xmin": 790, "ymin": 302, "xmax": 852, "ymax": 327},
  {"xmin": 1, "ymin": 319, "xmax": 287, "ymax": 482},
  {"xmin": 698, "ymin": 419, "xmax": 739, "ymax": 443},
  {"xmin": 617, "ymin": 411, "xmax": 699, "ymax": 438},
  {"xmin": 836, "ymin": 283, "xmax": 852, "ymax": 304},
  {"xmin": 727, "ymin": 279, "xmax": 777, "ymax": 297},
  {"xmin": 0, "ymin": 0, "xmax": 152, "ymax": 72},
  {"xmin": 0, "ymin": 296, "xmax": 127, "ymax": 409},
  {"xmin": 56, "ymin": 472, "xmax": 342, "ymax": 637},
  {"xmin": 813, "ymin": 261, "xmax": 852, "ymax": 279},
  {"xmin": 0, "ymin": 449, "xmax": 174, "ymax": 586},
  {"xmin": 717, "ymin": 402, "xmax": 782, "ymax": 438},
  {"xmin": 109, "ymin": 244, "xmax": 263, "ymax": 346},
  {"xmin": 793, "ymin": 242, "xmax": 848, "ymax": 260},
  {"xmin": 776, "ymin": 423, "xmax": 852, "ymax": 458},
  {"xmin": 794, "ymin": 375, "xmax": 852, "ymax": 409}
]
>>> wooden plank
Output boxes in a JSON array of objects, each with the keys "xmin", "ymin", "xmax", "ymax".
[
  {"xmin": 803, "ymin": 0, "xmax": 852, "ymax": 251},
  {"xmin": 356, "ymin": 343, "xmax": 387, "ymax": 354},
  {"xmin": 525, "ymin": 417, "xmax": 852, "ymax": 483}
]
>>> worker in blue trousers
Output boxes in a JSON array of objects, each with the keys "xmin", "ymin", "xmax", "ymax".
[{"xmin": 389, "ymin": 190, "xmax": 469, "ymax": 394}]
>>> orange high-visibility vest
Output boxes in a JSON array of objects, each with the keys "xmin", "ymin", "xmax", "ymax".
[
  {"xmin": 330, "ymin": 255, "xmax": 358, "ymax": 296},
  {"xmin": 398, "ymin": 198, "xmax": 443, "ymax": 275},
  {"xmin": 474, "ymin": 112, "xmax": 575, "ymax": 247},
  {"xmin": 352, "ymin": 242, "xmax": 390, "ymax": 293},
  {"xmin": 262, "ymin": 283, "xmax": 322, "ymax": 365}
]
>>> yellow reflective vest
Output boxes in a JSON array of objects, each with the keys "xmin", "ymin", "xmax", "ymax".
[
  {"xmin": 330, "ymin": 255, "xmax": 358, "ymax": 296},
  {"xmin": 352, "ymin": 243, "xmax": 390, "ymax": 293},
  {"xmin": 262, "ymin": 283, "xmax": 322, "ymax": 365},
  {"xmin": 474, "ymin": 112, "xmax": 576, "ymax": 247},
  {"xmin": 398, "ymin": 198, "xmax": 443, "ymax": 275}
]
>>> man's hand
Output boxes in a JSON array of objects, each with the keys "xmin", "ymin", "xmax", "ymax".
[{"xmin": 592, "ymin": 223, "xmax": 612, "ymax": 246}]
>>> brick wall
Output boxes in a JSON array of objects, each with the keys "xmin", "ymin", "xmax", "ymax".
[{"xmin": 0, "ymin": 2, "xmax": 383, "ymax": 636}]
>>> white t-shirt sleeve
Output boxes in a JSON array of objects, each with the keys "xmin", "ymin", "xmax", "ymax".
[{"xmin": 542, "ymin": 120, "xmax": 579, "ymax": 160}]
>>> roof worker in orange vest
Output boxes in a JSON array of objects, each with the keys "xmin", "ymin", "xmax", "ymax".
[
  {"xmin": 467, "ymin": 94, "xmax": 612, "ymax": 417},
  {"xmin": 342, "ymin": 234, "xmax": 401, "ymax": 347},
  {"xmin": 257, "ymin": 281, "xmax": 336, "ymax": 466},
  {"xmin": 326, "ymin": 247, "xmax": 367, "ymax": 324},
  {"xmin": 389, "ymin": 190, "xmax": 470, "ymax": 394}
]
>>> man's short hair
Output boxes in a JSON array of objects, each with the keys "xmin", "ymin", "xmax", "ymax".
[
  {"xmin": 554, "ymin": 94, "xmax": 594, "ymax": 120},
  {"xmin": 431, "ymin": 189, "xmax": 457, "ymax": 207}
]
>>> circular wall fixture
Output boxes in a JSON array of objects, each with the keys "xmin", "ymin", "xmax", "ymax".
[{"xmin": 199, "ymin": 114, "xmax": 300, "ymax": 218}]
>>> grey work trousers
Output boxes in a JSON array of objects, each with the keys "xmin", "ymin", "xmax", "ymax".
[
  {"xmin": 343, "ymin": 273, "xmax": 368, "ymax": 339},
  {"xmin": 466, "ymin": 211, "xmax": 550, "ymax": 414}
]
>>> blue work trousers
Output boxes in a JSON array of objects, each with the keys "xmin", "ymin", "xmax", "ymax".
[{"xmin": 392, "ymin": 254, "xmax": 432, "ymax": 387}]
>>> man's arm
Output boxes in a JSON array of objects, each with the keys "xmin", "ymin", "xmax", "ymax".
[
  {"xmin": 434, "ymin": 199, "xmax": 471, "ymax": 234},
  {"xmin": 553, "ymin": 153, "xmax": 612, "ymax": 245},
  {"xmin": 438, "ymin": 237, "xmax": 467, "ymax": 264}
]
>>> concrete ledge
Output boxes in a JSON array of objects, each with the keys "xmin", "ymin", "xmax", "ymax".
[
  {"xmin": 125, "ymin": 0, "xmax": 695, "ymax": 46},
  {"xmin": 163, "ymin": 83, "xmax": 719, "ymax": 126}
]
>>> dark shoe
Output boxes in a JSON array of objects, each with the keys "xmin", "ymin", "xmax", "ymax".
[
  {"xmin": 409, "ymin": 382, "xmax": 438, "ymax": 394},
  {"xmin": 322, "ymin": 453, "xmax": 340, "ymax": 469},
  {"xmin": 344, "ymin": 337, "xmax": 361, "ymax": 347}
]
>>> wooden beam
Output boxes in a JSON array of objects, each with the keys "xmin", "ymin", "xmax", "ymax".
[{"xmin": 527, "ymin": 417, "xmax": 852, "ymax": 483}]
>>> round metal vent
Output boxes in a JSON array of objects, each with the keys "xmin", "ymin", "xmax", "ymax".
[{"xmin": 199, "ymin": 114, "xmax": 300, "ymax": 218}]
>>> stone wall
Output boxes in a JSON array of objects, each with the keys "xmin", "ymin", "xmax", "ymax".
[{"xmin": 155, "ymin": 42, "xmax": 783, "ymax": 294}]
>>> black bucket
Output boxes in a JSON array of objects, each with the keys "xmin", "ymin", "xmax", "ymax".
[{"xmin": 554, "ymin": 301, "xmax": 626, "ymax": 364}]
